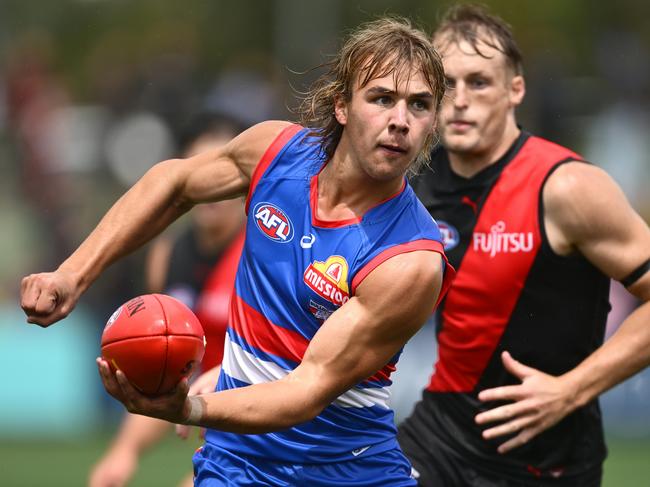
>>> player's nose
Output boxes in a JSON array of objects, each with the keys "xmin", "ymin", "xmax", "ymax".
[
  {"xmin": 453, "ymin": 84, "xmax": 469, "ymax": 109},
  {"xmin": 388, "ymin": 101, "xmax": 409, "ymax": 133}
]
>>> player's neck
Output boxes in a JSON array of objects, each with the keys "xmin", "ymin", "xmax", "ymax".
[
  {"xmin": 448, "ymin": 124, "xmax": 520, "ymax": 179},
  {"xmin": 316, "ymin": 156, "xmax": 403, "ymax": 222}
]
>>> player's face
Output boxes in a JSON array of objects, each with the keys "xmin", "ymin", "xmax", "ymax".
[
  {"xmin": 335, "ymin": 65, "xmax": 437, "ymax": 182},
  {"xmin": 435, "ymin": 36, "xmax": 524, "ymax": 159}
]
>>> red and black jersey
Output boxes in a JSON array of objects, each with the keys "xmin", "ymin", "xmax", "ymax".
[
  {"xmin": 195, "ymin": 231, "xmax": 244, "ymax": 371},
  {"xmin": 163, "ymin": 227, "xmax": 245, "ymax": 372},
  {"xmin": 402, "ymin": 132, "xmax": 611, "ymax": 482}
]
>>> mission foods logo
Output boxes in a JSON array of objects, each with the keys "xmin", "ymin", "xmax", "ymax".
[
  {"xmin": 254, "ymin": 202, "xmax": 294, "ymax": 243},
  {"xmin": 303, "ymin": 256, "xmax": 350, "ymax": 307}
]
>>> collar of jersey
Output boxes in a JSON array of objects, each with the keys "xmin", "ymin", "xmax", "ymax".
[{"xmin": 309, "ymin": 167, "xmax": 407, "ymax": 229}]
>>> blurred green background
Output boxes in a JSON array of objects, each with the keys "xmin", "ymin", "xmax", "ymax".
[{"xmin": 1, "ymin": 1, "xmax": 649, "ymax": 485}]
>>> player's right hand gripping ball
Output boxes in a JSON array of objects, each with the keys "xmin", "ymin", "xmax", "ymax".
[{"xmin": 101, "ymin": 294, "xmax": 205, "ymax": 395}]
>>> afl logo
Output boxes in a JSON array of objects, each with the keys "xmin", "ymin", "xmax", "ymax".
[
  {"xmin": 253, "ymin": 202, "xmax": 294, "ymax": 243},
  {"xmin": 105, "ymin": 306, "xmax": 122, "ymax": 329},
  {"xmin": 436, "ymin": 220, "xmax": 460, "ymax": 251}
]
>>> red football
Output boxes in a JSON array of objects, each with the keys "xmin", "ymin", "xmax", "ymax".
[{"xmin": 101, "ymin": 294, "xmax": 205, "ymax": 395}]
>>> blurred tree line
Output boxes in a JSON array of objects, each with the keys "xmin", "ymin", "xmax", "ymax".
[{"xmin": 2, "ymin": 0, "xmax": 649, "ymax": 105}]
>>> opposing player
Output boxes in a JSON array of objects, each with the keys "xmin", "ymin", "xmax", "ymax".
[
  {"xmin": 22, "ymin": 18, "xmax": 453, "ymax": 486},
  {"xmin": 398, "ymin": 5, "xmax": 650, "ymax": 486},
  {"xmin": 89, "ymin": 113, "xmax": 246, "ymax": 487}
]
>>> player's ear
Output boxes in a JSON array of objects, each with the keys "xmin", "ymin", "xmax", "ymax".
[
  {"xmin": 334, "ymin": 94, "xmax": 348, "ymax": 125},
  {"xmin": 509, "ymin": 75, "xmax": 525, "ymax": 107}
]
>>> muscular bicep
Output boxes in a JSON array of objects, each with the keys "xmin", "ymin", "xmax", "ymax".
[
  {"xmin": 287, "ymin": 250, "xmax": 444, "ymax": 409},
  {"xmin": 545, "ymin": 163, "xmax": 650, "ymax": 300},
  {"xmin": 175, "ymin": 121, "xmax": 293, "ymax": 205}
]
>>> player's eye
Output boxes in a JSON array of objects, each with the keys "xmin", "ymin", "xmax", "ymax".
[
  {"xmin": 410, "ymin": 99, "xmax": 431, "ymax": 111},
  {"xmin": 469, "ymin": 77, "xmax": 488, "ymax": 89},
  {"xmin": 374, "ymin": 95, "xmax": 393, "ymax": 106}
]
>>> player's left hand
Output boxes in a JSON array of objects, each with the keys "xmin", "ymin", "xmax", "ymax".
[
  {"xmin": 97, "ymin": 357, "xmax": 190, "ymax": 424},
  {"xmin": 474, "ymin": 351, "xmax": 577, "ymax": 454}
]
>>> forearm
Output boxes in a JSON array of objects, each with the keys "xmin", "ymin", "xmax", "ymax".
[
  {"xmin": 563, "ymin": 300, "xmax": 650, "ymax": 408},
  {"xmin": 58, "ymin": 160, "xmax": 190, "ymax": 290},
  {"xmin": 185, "ymin": 376, "xmax": 326, "ymax": 434}
]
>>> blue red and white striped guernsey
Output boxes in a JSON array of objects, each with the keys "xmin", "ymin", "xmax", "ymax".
[{"xmin": 204, "ymin": 124, "xmax": 453, "ymax": 463}]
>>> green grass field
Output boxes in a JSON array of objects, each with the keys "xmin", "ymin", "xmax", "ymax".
[{"xmin": 0, "ymin": 434, "xmax": 648, "ymax": 486}]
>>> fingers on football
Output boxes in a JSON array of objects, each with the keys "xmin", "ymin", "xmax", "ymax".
[
  {"xmin": 174, "ymin": 378, "xmax": 190, "ymax": 399},
  {"xmin": 97, "ymin": 358, "xmax": 122, "ymax": 399}
]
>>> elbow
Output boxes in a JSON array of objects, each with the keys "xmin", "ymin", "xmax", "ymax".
[
  {"xmin": 280, "ymin": 379, "xmax": 332, "ymax": 427},
  {"xmin": 147, "ymin": 159, "xmax": 194, "ymax": 212},
  {"xmin": 298, "ymin": 383, "xmax": 343, "ymax": 424},
  {"xmin": 280, "ymin": 397, "xmax": 326, "ymax": 428},
  {"xmin": 296, "ymin": 401, "xmax": 327, "ymax": 425}
]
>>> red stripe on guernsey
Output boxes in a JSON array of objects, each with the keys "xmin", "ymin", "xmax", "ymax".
[
  {"xmin": 231, "ymin": 292, "xmax": 407, "ymax": 383},
  {"xmin": 245, "ymin": 124, "xmax": 303, "ymax": 214},
  {"xmin": 351, "ymin": 240, "xmax": 455, "ymax": 310},
  {"xmin": 428, "ymin": 137, "xmax": 580, "ymax": 392},
  {"xmin": 366, "ymin": 362, "xmax": 397, "ymax": 384},
  {"xmin": 230, "ymin": 293, "xmax": 309, "ymax": 362}
]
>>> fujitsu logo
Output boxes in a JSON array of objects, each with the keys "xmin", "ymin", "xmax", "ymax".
[{"xmin": 473, "ymin": 221, "xmax": 534, "ymax": 258}]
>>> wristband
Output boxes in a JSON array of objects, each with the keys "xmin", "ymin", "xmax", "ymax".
[{"xmin": 185, "ymin": 396, "xmax": 204, "ymax": 425}]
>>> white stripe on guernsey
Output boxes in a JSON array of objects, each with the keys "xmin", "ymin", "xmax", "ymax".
[
  {"xmin": 222, "ymin": 334, "xmax": 288, "ymax": 383},
  {"xmin": 222, "ymin": 334, "xmax": 391, "ymax": 409},
  {"xmin": 333, "ymin": 385, "xmax": 390, "ymax": 409}
]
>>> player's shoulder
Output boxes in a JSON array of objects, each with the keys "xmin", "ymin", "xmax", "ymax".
[
  {"xmin": 544, "ymin": 161, "xmax": 628, "ymax": 239},
  {"xmin": 545, "ymin": 161, "xmax": 618, "ymax": 209},
  {"xmin": 224, "ymin": 121, "xmax": 303, "ymax": 176},
  {"xmin": 357, "ymin": 245, "xmax": 443, "ymax": 297},
  {"xmin": 234, "ymin": 120, "xmax": 298, "ymax": 149}
]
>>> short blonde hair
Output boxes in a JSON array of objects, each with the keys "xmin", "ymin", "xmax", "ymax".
[
  {"xmin": 299, "ymin": 17, "xmax": 445, "ymax": 172},
  {"xmin": 434, "ymin": 4, "xmax": 523, "ymax": 75}
]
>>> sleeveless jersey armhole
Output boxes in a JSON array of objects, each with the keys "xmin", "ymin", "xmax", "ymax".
[
  {"xmin": 537, "ymin": 157, "xmax": 590, "ymax": 261},
  {"xmin": 351, "ymin": 239, "xmax": 455, "ymax": 309},
  {"xmin": 245, "ymin": 124, "xmax": 303, "ymax": 214}
]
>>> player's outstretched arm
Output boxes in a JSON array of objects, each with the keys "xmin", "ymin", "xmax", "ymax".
[
  {"xmin": 21, "ymin": 121, "xmax": 292, "ymax": 327},
  {"xmin": 476, "ymin": 162, "xmax": 650, "ymax": 453},
  {"xmin": 97, "ymin": 250, "xmax": 445, "ymax": 432}
]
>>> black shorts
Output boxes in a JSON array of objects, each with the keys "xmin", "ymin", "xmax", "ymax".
[{"xmin": 398, "ymin": 421, "xmax": 602, "ymax": 487}]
